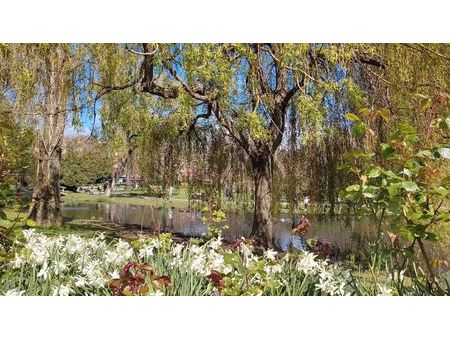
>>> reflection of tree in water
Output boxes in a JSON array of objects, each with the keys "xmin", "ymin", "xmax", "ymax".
[
  {"xmin": 168, "ymin": 208, "xmax": 174, "ymax": 230},
  {"xmin": 106, "ymin": 203, "xmax": 121, "ymax": 224},
  {"xmin": 65, "ymin": 203, "xmax": 380, "ymax": 252},
  {"xmin": 179, "ymin": 223, "xmax": 208, "ymax": 237}
]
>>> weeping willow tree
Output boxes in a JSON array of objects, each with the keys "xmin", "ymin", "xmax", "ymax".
[
  {"xmin": 90, "ymin": 45, "xmax": 155, "ymax": 197},
  {"xmin": 0, "ymin": 61, "xmax": 36, "ymax": 189},
  {"xmin": 0, "ymin": 44, "xmax": 94, "ymax": 226},
  {"xmin": 137, "ymin": 107, "xmax": 187, "ymax": 196},
  {"xmin": 347, "ymin": 44, "xmax": 449, "ymax": 150},
  {"xmin": 89, "ymin": 43, "xmax": 448, "ymax": 247},
  {"xmin": 93, "ymin": 43, "xmax": 358, "ymax": 246},
  {"xmin": 0, "ymin": 117, "xmax": 36, "ymax": 190},
  {"xmin": 130, "ymin": 43, "xmax": 369, "ymax": 247},
  {"xmin": 288, "ymin": 44, "xmax": 450, "ymax": 217}
]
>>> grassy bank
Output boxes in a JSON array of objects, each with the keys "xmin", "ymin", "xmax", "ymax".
[
  {"xmin": 62, "ymin": 190, "xmax": 254, "ymax": 213},
  {"xmin": 63, "ymin": 191, "xmax": 191, "ymax": 209},
  {"xmin": 62, "ymin": 191, "xmax": 346, "ymax": 216}
]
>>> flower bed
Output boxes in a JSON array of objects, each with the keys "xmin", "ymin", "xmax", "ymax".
[{"xmin": 1, "ymin": 229, "xmax": 398, "ymax": 296}]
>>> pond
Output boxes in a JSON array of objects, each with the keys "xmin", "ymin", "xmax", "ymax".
[{"xmin": 62, "ymin": 202, "xmax": 377, "ymax": 252}]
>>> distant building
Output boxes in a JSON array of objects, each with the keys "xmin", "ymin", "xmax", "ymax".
[{"xmin": 117, "ymin": 174, "xmax": 142, "ymax": 187}]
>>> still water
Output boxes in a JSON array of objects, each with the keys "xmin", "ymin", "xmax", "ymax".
[{"xmin": 62, "ymin": 202, "xmax": 377, "ymax": 252}]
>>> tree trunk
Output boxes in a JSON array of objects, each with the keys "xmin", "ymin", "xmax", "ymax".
[
  {"xmin": 29, "ymin": 139, "xmax": 64, "ymax": 226},
  {"xmin": 326, "ymin": 137, "xmax": 337, "ymax": 216},
  {"xmin": 29, "ymin": 47, "xmax": 67, "ymax": 226},
  {"xmin": 104, "ymin": 174, "xmax": 116, "ymax": 198},
  {"xmin": 104, "ymin": 150, "xmax": 131, "ymax": 197},
  {"xmin": 250, "ymin": 153, "xmax": 274, "ymax": 248}
]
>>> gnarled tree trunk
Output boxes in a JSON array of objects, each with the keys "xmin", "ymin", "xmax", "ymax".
[
  {"xmin": 29, "ymin": 47, "xmax": 67, "ymax": 226},
  {"xmin": 250, "ymin": 153, "xmax": 274, "ymax": 248},
  {"xmin": 29, "ymin": 137, "xmax": 64, "ymax": 226}
]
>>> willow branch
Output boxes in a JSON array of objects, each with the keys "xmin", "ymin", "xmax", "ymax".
[{"xmin": 125, "ymin": 44, "xmax": 159, "ymax": 56}]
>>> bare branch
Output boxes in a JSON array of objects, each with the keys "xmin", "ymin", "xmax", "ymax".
[
  {"xmin": 125, "ymin": 44, "xmax": 159, "ymax": 56},
  {"xmin": 357, "ymin": 56, "xmax": 386, "ymax": 69},
  {"xmin": 163, "ymin": 60, "xmax": 210, "ymax": 102},
  {"xmin": 260, "ymin": 45, "xmax": 320, "ymax": 83}
]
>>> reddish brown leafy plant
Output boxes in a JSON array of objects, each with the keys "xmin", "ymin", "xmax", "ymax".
[{"xmin": 107, "ymin": 262, "xmax": 172, "ymax": 296}]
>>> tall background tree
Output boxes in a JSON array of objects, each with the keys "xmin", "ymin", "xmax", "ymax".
[{"xmin": 0, "ymin": 44, "xmax": 94, "ymax": 225}]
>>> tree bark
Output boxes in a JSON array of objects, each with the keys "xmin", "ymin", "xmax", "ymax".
[
  {"xmin": 29, "ymin": 138, "xmax": 64, "ymax": 226},
  {"xmin": 104, "ymin": 149, "xmax": 131, "ymax": 197},
  {"xmin": 250, "ymin": 153, "xmax": 274, "ymax": 248},
  {"xmin": 29, "ymin": 46, "xmax": 67, "ymax": 226}
]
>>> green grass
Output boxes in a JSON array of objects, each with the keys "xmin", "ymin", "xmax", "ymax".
[
  {"xmin": 62, "ymin": 191, "xmax": 252, "ymax": 212},
  {"xmin": 62, "ymin": 191, "xmax": 191, "ymax": 209},
  {"xmin": 0, "ymin": 207, "xmax": 119, "ymax": 239}
]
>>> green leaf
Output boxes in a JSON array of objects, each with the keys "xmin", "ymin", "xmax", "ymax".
[
  {"xmin": 353, "ymin": 122, "xmax": 366, "ymax": 137},
  {"xmin": 424, "ymin": 232, "xmax": 438, "ymax": 242},
  {"xmin": 378, "ymin": 108, "xmax": 390, "ymax": 122},
  {"xmin": 398, "ymin": 123, "xmax": 416, "ymax": 135},
  {"xmin": 434, "ymin": 186, "xmax": 448, "ymax": 196},
  {"xmin": 420, "ymin": 98, "xmax": 432, "ymax": 111},
  {"xmin": 381, "ymin": 143, "xmax": 396, "ymax": 159},
  {"xmin": 363, "ymin": 192, "xmax": 375, "ymax": 198},
  {"xmin": 408, "ymin": 212, "xmax": 423, "ymax": 221},
  {"xmin": 0, "ymin": 210, "xmax": 7, "ymax": 220},
  {"xmin": 388, "ymin": 183, "xmax": 401, "ymax": 196},
  {"xmin": 402, "ymin": 181, "xmax": 418, "ymax": 192},
  {"xmin": 399, "ymin": 227, "xmax": 414, "ymax": 242},
  {"xmin": 444, "ymin": 117, "xmax": 450, "ymax": 131},
  {"xmin": 441, "ymin": 176, "xmax": 450, "ymax": 188},
  {"xmin": 344, "ymin": 112, "xmax": 360, "ymax": 123},
  {"xmin": 26, "ymin": 219, "xmax": 37, "ymax": 227},
  {"xmin": 346, "ymin": 184, "xmax": 360, "ymax": 192},
  {"xmin": 358, "ymin": 108, "xmax": 370, "ymax": 116},
  {"xmin": 439, "ymin": 212, "xmax": 450, "ymax": 222},
  {"xmin": 387, "ymin": 200, "xmax": 401, "ymax": 213},
  {"xmin": 306, "ymin": 237, "xmax": 317, "ymax": 248},
  {"xmin": 368, "ymin": 168, "xmax": 381, "ymax": 178},
  {"xmin": 404, "ymin": 160, "xmax": 423, "ymax": 170},
  {"xmin": 416, "ymin": 150, "xmax": 433, "ymax": 159},
  {"xmin": 384, "ymin": 170, "xmax": 397, "ymax": 177}
]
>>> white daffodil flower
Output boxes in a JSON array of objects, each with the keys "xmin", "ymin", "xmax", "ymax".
[
  {"xmin": 264, "ymin": 249, "xmax": 278, "ymax": 261},
  {"xmin": 150, "ymin": 290, "xmax": 164, "ymax": 296},
  {"xmin": 377, "ymin": 284, "xmax": 393, "ymax": 296},
  {"xmin": 208, "ymin": 236, "xmax": 223, "ymax": 250},
  {"xmin": 296, "ymin": 252, "xmax": 319, "ymax": 274},
  {"xmin": 37, "ymin": 261, "xmax": 49, "ymax": 280},
  {"xmin": 4, "ymin": 289, "xmax": 25, "ymax": 296},
  {"xmin": 75, "ymin": 276, "xmax": 87, "ymax": 287},
  {"xmin": 11, "ymin": 254, "xmax": 24, "ymax": 269},
  {"xmin": 109, "ymin": 270, "xmax": 120, "ymax": 279},
  {"xmin": 171, "ymin": 243, "xmax": 184, "ymax": 257},
  {"xmin": 52, "ymin": 284, "xmax": 71, "ymax": 296}
]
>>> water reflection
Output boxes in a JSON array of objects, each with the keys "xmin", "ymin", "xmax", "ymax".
[{"xmin": 62, "ymin": 202, "xmax": 377, "ymax": 252}]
